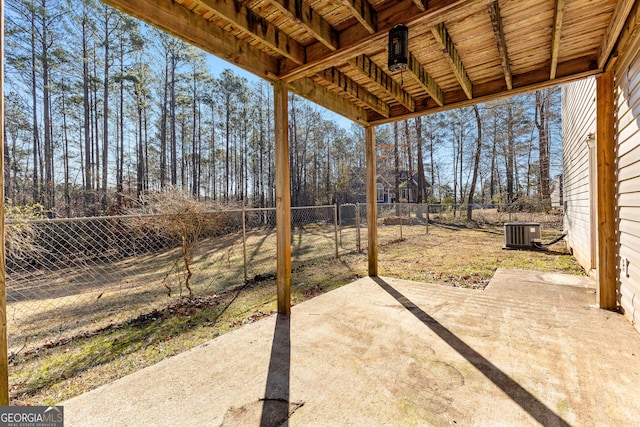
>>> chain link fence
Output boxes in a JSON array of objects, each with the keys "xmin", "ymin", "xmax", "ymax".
[
  {"xmin": 5, "ymin": 205, "xmax": 339, "ymax": 356},
  {"xmin": 6, "ymin": 201, "xmax": 562, "ymax": 356},
  {"xmin": 339, "ymin": 202, "xmax": 564, "ymax": 253}
]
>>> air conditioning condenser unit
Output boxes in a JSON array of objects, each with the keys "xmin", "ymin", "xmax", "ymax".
[{"xmin": 503, "ymin": 222, "xmax": 541, "ymax": 249}]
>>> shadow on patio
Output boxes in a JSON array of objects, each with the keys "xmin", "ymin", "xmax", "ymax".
[{"xmin": 64, "ymin": 269, "xmax": 640, "ymax": 426}]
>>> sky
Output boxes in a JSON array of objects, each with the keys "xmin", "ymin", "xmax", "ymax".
[{"xmin": 205, "ymin": 55, "xmax": 356, "ymax": 131}]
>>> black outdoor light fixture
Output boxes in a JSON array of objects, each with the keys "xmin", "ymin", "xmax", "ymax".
[{"xmin": 388, "ymin": 24, "xmax": 409, "ymax": 73}]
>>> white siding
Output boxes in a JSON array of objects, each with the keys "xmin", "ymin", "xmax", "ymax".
[
  {"xmin": 562, "ymin": 78, "xmax": 596, "ymax": 271},
  {"xmin": 615, "ymin": 31, "xmax": 640, "ymax": 332}
]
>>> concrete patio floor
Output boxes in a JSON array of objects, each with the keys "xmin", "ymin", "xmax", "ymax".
[{"xmin": 63, "ymin": 269, "xmax": 640, "ymax": 426}]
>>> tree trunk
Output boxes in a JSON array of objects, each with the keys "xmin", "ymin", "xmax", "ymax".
[
  {"xmin": 490, "ymin": 112, "xmax": 497, "ymax": 204},
  {"xmin": 102, "ymin": 10, "xmax": 113, "ymax": 210},
  {"xmin": 224, "ymin": 93, "xmax": 231, "ymax": 201},
  {"xmin": 404, "ymin": 120, "xmax": 413, "ymax": 202},
  {"xmin": 170, "ymin": 54, "xmax": 178, "ymax": 186},
  {"xmin": 30, "ymin": 7, "xmax": 41, "ymax": 204},
  {"xmin": 393, "ymin": 122, "xmax": 400, "ymax": 213},
  {"xmin": 467, "ymin": 106, "xmax": 482, "ymax": 220},
  {"xmin": 82, "ymin": 7, "xmax": 93, "ymax": 212},
  {"xmin": 117, "ymin": 36, "xmax": 125, "ymax": 204},
  {"xmin": 160, "ymin": 56, "xmax": 168, "ymax": 189},
  {"xmin": 506, "ymin": 104, "xmax": 515, "ymax": 204},
  {"xmin": 536, "ymin": 90, "xmax": 552, "ymax": 210},
  {"xmin": 92, "ymin": 48, "xmax": 100, "ymax": 196},
  {"xmin": 62, "ymin": 91, "xmax": 71, "ymax": 217},
  {"xmin": 414, "ymin": 117, "xmax": 427, "ymax": 203},
  {"xmin": 192, "ymin": 67, "xmax": 198, "ymax": 196},
  {"xmin": 41, "ymin": 0, "xmax": 54, "ymax": 211},
  {"xmin": 3, "ymin": 120, "xmax": 10, "ymax": 204},
  {"xmin": 210, "ymin": 101, "xmax": 216, "ymax": 200}
]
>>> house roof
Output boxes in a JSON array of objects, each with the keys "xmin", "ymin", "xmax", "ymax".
[{"xmin": 103, "ymin": 0, "xmax": 632, "ymax": 125}]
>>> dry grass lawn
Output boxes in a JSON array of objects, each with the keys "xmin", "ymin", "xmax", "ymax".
[{"xmin": 8, "ymin": 220, "xmax": 583, "ymax": 405}]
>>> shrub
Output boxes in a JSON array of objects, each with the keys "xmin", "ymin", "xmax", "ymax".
[{"xmin": 125, "ymin": 189, "xmax": 236, "ymax": 299}]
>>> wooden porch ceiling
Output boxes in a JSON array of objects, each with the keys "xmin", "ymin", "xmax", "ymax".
[{"xmin": 102, "ymin": 0, "xmax": 633, "ymax": 125}]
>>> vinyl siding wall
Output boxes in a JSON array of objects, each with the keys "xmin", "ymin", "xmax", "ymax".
[
  {"xmin": 562, "ymin": 78, "xmax": 596, "ymax": 271},
  {"xmin": 615, "ymin": 27, "xmax": 640, "ymax": 331},
  {"xmin": 563, "ymin": 11, "xmax": 640, "ymax": 333}
]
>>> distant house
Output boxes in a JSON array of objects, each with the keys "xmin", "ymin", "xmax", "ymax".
[
  {"xmin": 377, "ymin": 170, "xmax": 431, "ymax": 203},
  {"xmin": 376, "ymin": 175, "xmax": 392, "ymax": 203}
]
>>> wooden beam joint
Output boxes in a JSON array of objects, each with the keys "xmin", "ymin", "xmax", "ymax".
[
  {"xmin": 197, "ymin": 0, "xmax": 305, "ymax": 64},
  {"xmin": 408, "ymin": 52, "xmax": 444, "ymax": 106},
  {"xmin": 550, "ymin": 0, "xmax": 565, "ymax": 80},
  {"xmin": 488, "ymin": 1, "xmax": 512, "ymax": 90},
  {"xmin": 431, "ymin": 22, "xmax": 473, "ymax": 99},
  {"xmin": 351, "ymin": 55, "xmax": 415, "ymax": 112},
  {"xmin": 272, "ymin": 0, "xmax": 339, "ymax": 51},
  {"xmin": 342, "ymin": 0, "xmax": 377, "ymax": 34},
  {"xmin": 317, "ymin": 68, "xmax": 390, "ymax": 117}
]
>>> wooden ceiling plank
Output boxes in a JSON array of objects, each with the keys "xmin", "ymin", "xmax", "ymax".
[
  {"xmin": 102, "ymin": 0, "xmax": 279, "ymax": 79},
  {"xmin": 549, "ymin": 0, "xmax": 565, "ymax": 80},
  {"xmin": 280, "ymin": 0, "xmax": 495, "ymax": 82},
  {"xmin": 196, "ymin": 0, "xmax": 305, "ymax": 64},
  {"xmin": 289, "ymin": 77, "xmax": 368, "ymax": 125},
  {"xmin": 487, "ymin": 0, "xmax": 512, "ymax": 90},
  {"xmin": 342, "ymin": 0, "xmax": 377, "ymax": 34},
  {"xmin": 350, "ymin": 55, "xmax": 416, "ymax": 112},
  {"xmin": 270, "ymin": 0, "xmax": 339, "ymax": 51},
  {"xmin": 431, "ymin": 22, "xmax": 473, "ymax": 99},
  {"xmin": 408, "ymin": 53, "xmax": 444, "ymax": 106},
  {"xmin": 317, "ymin": 68, "xmax": 390, "ymax": 117},
  {"xmin": 598, "ymin": 0, "xmax": 636, "ymax": 68}
]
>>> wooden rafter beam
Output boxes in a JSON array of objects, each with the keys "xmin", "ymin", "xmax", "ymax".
[
  {"xmin": 102, "ymin": 0, "xmax": 279, "ymax": 79},
  {"xmin": 280, "ymin": 0, "xmax": 496, "ymax": 82},
  {"xmin": 197, "ymin": 0, "xmax": 305, "ymax": 64},
  {"xmin": 289, "ymin": 77, "xmax": 368, "ymax": 125},
  {"xmin": 270, "ymin": 0, "xmax": 339, "ymax": 51},
  {"xmin": 431, "ymin": 22, "xmax": 473, "ymax": 99},
  {"xmin": 412, "ymin": 0, "xmax": 426, "ymax": 12},
  {"xmin": 350, "ymin": 55, "xmax": 415, "ymax": 112},
  {"xmin": 549, "ymin": 0, "xmax": 565, "ymax": 80},
  {"xmin": 342, "ymin": 0, "xmax": 377, "ymax": 34},
  {"xmin": 487, "ymin": 1, "xmax": 512, "ymax": 90},
  {"xmin": 317, "ymin": 68, "xmax": 390, "ymax": 117},
  {"xmin": 370, "ymin": 56, "xmax": 600, "ymax": 125},
  {"xmin": 597, "ymin": 0, "xmax": 636, "ymax": 68},
  {"xmin": 408, "ymin": 53, "xmax": 443, "ymax": 106}
]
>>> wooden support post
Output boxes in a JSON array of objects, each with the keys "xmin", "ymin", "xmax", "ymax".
[
  {"xmin": 274, "ymin": 81, "xmax": 291, "ymax": 315},
  {"xmin": 596, "ymin": 68, "xmax": 617, "ymax": 310},
  {"xmin": 365, "ymin": 126, "xmax": 378, "ymax": 276},
  {"xmin": 0, "ymin": 0, "xmax": 8, "ymax": 405}
]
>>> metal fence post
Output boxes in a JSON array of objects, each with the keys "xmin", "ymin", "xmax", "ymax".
[
  {"xmin": 355, "ymin": 202, "xmax": 361, "ymax": 252},
  {"xmin": 426, "ymin": 204, "xmax": 429, "ymax": 235},
  {"xmin": 399, "ymin": 203, "xmax": 403, "ymax": 240},
  {"xmin": 333, "ymin": 204, "xmax": 339, "ymax": 258},
  {"xmin": 338, "ymin": 204, "xmax": 343, "ymax": 247},
  {"xmin": 242, "ymin": 206, "xmax": 248, "ymax": 284}
]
